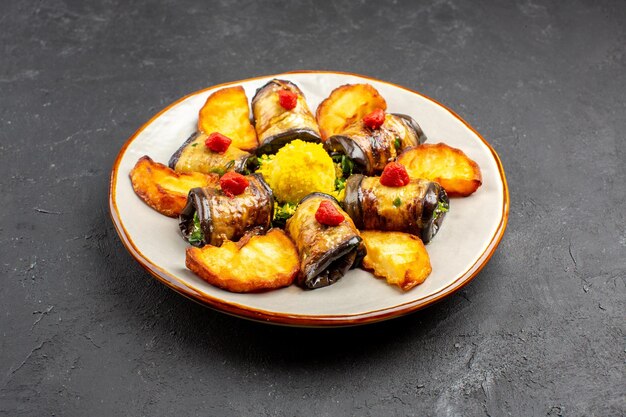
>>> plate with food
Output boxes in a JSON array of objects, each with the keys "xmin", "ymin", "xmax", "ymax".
[{"xmin": 109, "ymin": 71, "xmax": 509, "ymax": 326}]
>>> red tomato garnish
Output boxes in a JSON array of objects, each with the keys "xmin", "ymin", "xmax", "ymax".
[
  {"xmin": 220, "ymin": 171, "xmax": 249, "ymax": 197},
  {"xmin": 315, "ymin": 200, "xmax": 345, "ymax": 226},
  {"xmin": 278, "ymin": 89, "xmax": 298, "ymax": 110},
  {"xmin": 363, "ymin": 108, "xmax": 385, "ymax": 130},
  {"xmin": 205, "ymin": 132, "xmax": 232, "ymax": 153},
  {"xmin": 380, "ymin": 162, "xmax": 410, "ymax": 187}
]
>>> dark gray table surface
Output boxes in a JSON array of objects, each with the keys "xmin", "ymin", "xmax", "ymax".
[{"xmin": 1, "ymin": 0, "xmax": 624, "ymax": 416}]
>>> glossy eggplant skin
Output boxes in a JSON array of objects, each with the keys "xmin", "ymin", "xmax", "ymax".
[
  {"xmin": 252, "ymin": 79, "xmax": 321, "ymax": 155},
  {"xmin": 324, "ymin": 113, "xmax": 426, "ymax": 175},
  {"xmin": 179, "ymin": 174, "xmax": 274, "ymax": 247},
  {"xmin": 169, "ymin": 131, "xmax": 252, "ymax": 175},
  {"xmin": 342, "ymin": 174, "xmax": 448, "ymax": 244},
  {"xmin": 286, "ymin": 193, "xmax": 365, "ymax": 289}
]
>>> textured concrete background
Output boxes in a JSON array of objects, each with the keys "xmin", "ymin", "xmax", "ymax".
[{"xmin": 1, "ymin": 0, "xmax": 625, "ymax": 416}]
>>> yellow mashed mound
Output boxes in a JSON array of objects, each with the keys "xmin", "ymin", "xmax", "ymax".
[{"xmin": 258, "ymin": 140, "xmax": 338, "ymax": 204}]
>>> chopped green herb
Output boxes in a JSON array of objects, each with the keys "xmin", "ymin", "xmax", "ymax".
[
  {"xmin": 191, "ymin": 143, "xmax": 198, "ymax": 147},
  {"xmin": 341, "ymin": 155, "xmax": 355, "ymax": 177},
  {"xmin": 188, "ymin": 212, "xmax": 204, "ymax": 245},
  {"xmin": 335, "ymin": 177, "xmax": 346, "ymax": 192},
  {"xmin": 254, "ymin": 154, "xmax": 273, "ymax": 174},
  {"xmin": 209, "ymin": 167, "xmax": 226, "ymax": 175},
  {"xmin": 393, "ymin": 197, "xmax": 402, "ymax": 207},
  {"xmin": 257, "ymin": 154, "xmax": 272, "ymax": 167},
  {"xmin": 331, "ymin": 154, "xmax": 355, "ymax": 178},
  {"xmin": 272, "ymin": 202, "xmax": 297, "ymax": 227},
  {"xmin": 394, "ymin": 137, "xmax": 401, "ymax": 150},
  {"xmin": 433, "ymin": 200, "xmax": 449, "ymax": 221}
]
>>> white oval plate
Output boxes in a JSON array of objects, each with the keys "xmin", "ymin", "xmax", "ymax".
[{"xmin": 109, "ymin": 71, "xmax": 509, "ymax": 327}]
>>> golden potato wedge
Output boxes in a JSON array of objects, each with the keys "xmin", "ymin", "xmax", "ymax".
[
  {"xmin": 129, "ymin": 156, "xmax": 218, "ymax": 217},
  {"xmin": 360, "ymin": 231, "xmax": 432, "ymax": 291},
  {"xmin": 397, "ymin": 143, "xmax": 482, "ymax": 197},
  {"xmin": 185, "ymin": 229, "xmax": 299, "ymax": 293},
  {"xmin": 198, "ymin": 86, "xmax": 258, "ymax": 152},
  {"xmin": 316, "ymin": 83, "xmax": 387, "ymax": 140}
]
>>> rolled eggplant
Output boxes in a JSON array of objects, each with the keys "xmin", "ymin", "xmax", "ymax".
[
  {"xmin": 324, "ymin": 113, "xmax": 426, "ymax": 175},
  {"xmin": 169, "ymin": 131, "xmax": 252, "ymax": 175},
  {"xmin": 342, "ymin": 174, "xmax": 449, "ymax": 244},
  {"xmin": 286, "ymin": 193, "xmax": 365, "ymax": 289},
  {"xmin": 252, "ymin": 79, "xmax": 321, "ymax": 155},
  {"xmin": 179, "ymin": 174, "xmax": 274, "ymax": 247}
]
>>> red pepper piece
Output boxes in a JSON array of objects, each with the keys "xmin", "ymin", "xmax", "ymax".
[
  {"xmin": 380, "ymin": 162, "xmax": 410, "ymax": 187},
  {"xmin": 278, "ymin": 89, "xmax": 298, "ymax": 110},
  {"xmin": 220, "ymin": 171, "xmax": 249, "ymax": 197},
  {"xmin": 205, "ymin": 132, "xmax": 232, "ymax": 153},
  {"xmin": 315, "ymin": 200, "xmax": 345, "ymax": 226},
  {"xmin": 363, "ymin": 108, "xmax": 385, "ymax": 130}
]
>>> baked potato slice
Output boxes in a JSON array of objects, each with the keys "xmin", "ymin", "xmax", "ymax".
[
  {"xmin": 360, "ymin": 231, "xmax": 432, "ymax": 291},
  {"xmin": 316, "ymin": 84, "xmax": 387, "ymax": 140},
  {"xmin": 397, "ymin": 143, "xmax": 482, "ymax": 197},
  {"xmin": 185, "ymin": 229, "xmax": 299, "ymax": 293},
  {"xmin": 198, "ymin": 86, "xmax": 258, "ymax": 152},
  {"xmin": 129, "ymin": 156, "xmax": 218, "ymax": 217}
]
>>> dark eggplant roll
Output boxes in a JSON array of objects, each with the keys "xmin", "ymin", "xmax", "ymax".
[
  {"xmin": 179, "ymin": 174, "xmax": 274, "ymax": 247},
  {"xmin": 286, "ymin": 193, "xmax": 365, "ymax": 289},
  {"xmin": 169, "ymin": 131, "xmax": 252, "ymax": 175},
  {"xmin": 324, "ymin": 113, "xmax": 426, "ymax": 176},
  {"xmin": 252, "ymin": 79, "xmax": 321, "ymax": 155},
  {"xmin": 342, "ymin": 174, "xmax": 449, "ymax": 244}
]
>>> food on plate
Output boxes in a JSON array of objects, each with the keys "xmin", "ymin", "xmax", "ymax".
[
  {"xmin": 198, "ymin": 86, "xmax": 258, "ymax": 152},
  {"xmin": 286, "ymin": 193, "xmax": 364, "ymax": 289},
  {"xmin": 251, "ymin": 79, "xmax": 321, "ymax": 155},
  {"xmin": 324, "ymin": 112, "xmax": 426, "ymax": 176},
  {"xmin": 185, "ymin": 229, "xmax": 299, "ymax": 292},
  {"xmin": 178, "ymin": 173, "xmax": 274, "ymax": 246},
  {"xmin": 129, "ymin": 156, "xmax": 218, "ymax": 217},
  {"xmin": 168, "ymin": 131, "xmax": 253, "ymax": 175},
  {"xmin": 316, "ymin": 83, "xmax": 388, "ymax": 140},
  {"xmin": 127, "ymin": 77, "xmax": 488, "ymax": 295},
  {"xmin": 257, "ymin": 139, "xmax": 339, "ymax": 205},
  {"xmin": 342, "ymin": 173, "xmax": 449, "ymax": 243},
  {"xmin": 397, "ymin": 143, "xmax": 482, "ymax": 197},
  {"xmin": 360, "ymin": 231, "xmax": 432, "ymax": 291}
]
